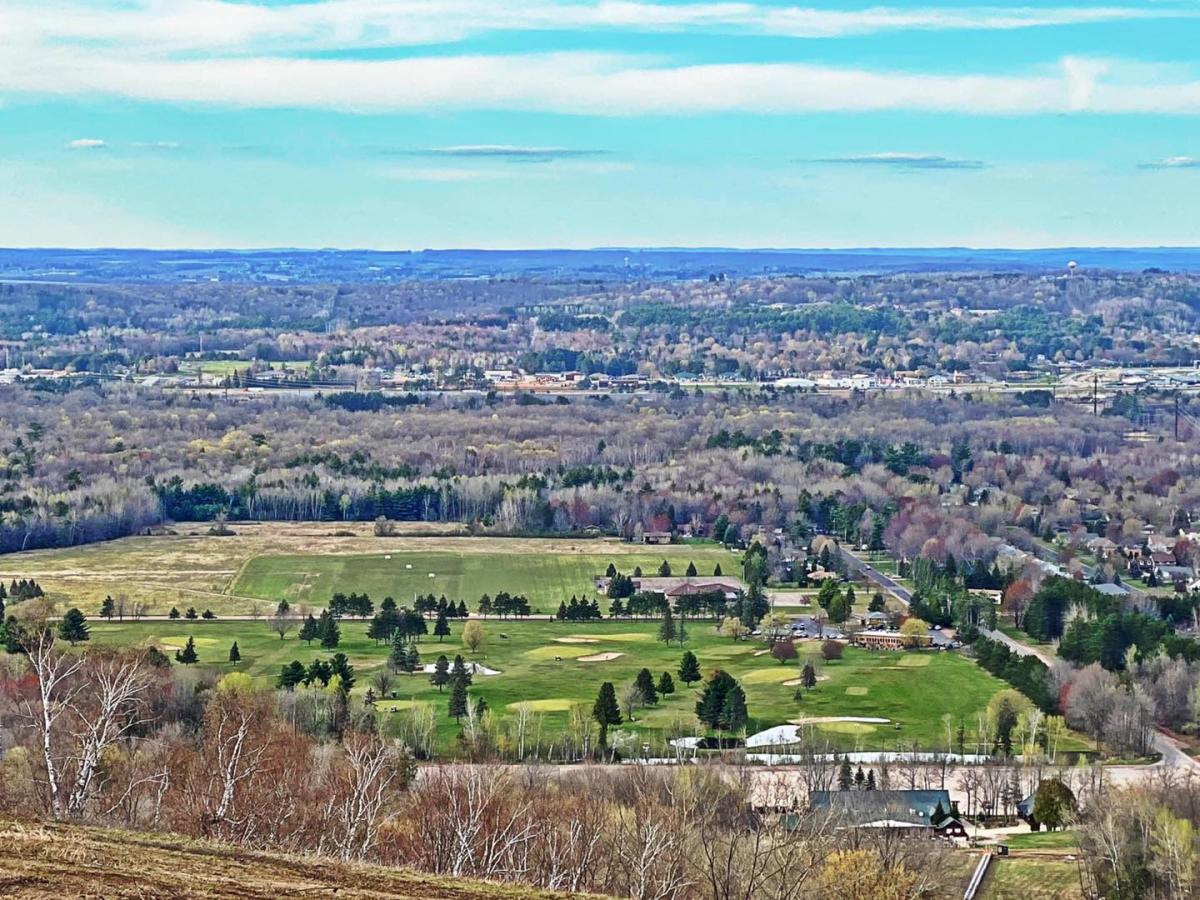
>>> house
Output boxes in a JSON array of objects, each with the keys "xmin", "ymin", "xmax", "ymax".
[
  {"xmin": 641, "ymin": 531, "xmax": 673, "ymax": 545},
  {"xmin": 593, "ymin": 576, "xmax": 743, "ymax": 603},
  {"xmin": 1155, "ymin": 564, "xmax": 1194, "ymax": 586},
  {"xmin": 852, "ymin": 630, "xmax": 908, "ymax": 650},
  {"xmin": 1092, "ymin": 582, "xmax": 1130, "ymax": 598},
  {"xmin": 1086, "ymin": 537, "xmax": 1118, "ymax": 558},
  {"xmin": 809, "ymin": 790, "xmax": 968, "ymax": 838},
  {"xmin": 858, "ymin": 610, "xmax": 890, "ymax": 627}
]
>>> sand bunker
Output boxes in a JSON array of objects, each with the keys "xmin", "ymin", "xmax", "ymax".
[
  {"xmin": 554, "ymin": 637, "xmax": 600, "ymax": 644},
  {"xmin": 578, "ymin": 652, "xmax": 624, "ymax": 662},
  {"xmin": 421, "ymin": 661, "xmax": 501, "ymax": 676},
  {"xmin": 782, "ymin": 675, "xmax": 829, "ymax": 687}
]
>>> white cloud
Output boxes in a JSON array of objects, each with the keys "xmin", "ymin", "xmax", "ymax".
[
  {"xmin": 1140, "ymin": 156, "xmax": 1200, "ymax": 169},
  {"xmin": 66, "ymin": 138, "xmax": 106, "ymax": 150},
  {"xmin": 132, "ymin": 141, "xmax": 182, "ymax": 150},
  {"xmin": 9, "ymin": 51, "xmax": 1200, "ymax": 116},
  {"xmin": 1, "ymin": 1, "xmax": 1192, "ymax": 53},
  {"xmin": 376, "ymin": 166, "xmax": 505, "ymax": 182}
]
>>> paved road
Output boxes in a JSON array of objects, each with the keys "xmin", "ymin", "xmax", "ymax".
[
  {"xmin": 839, "ymin": 548, "xmax": 913, "ymax": 605},
  {"xmin": 843, "ymin": 545, "xmax": 1200, "ymax": 772},
  {"xmin": 980, "ymin": 626, "xmax": 1200, "ymax": 771}
]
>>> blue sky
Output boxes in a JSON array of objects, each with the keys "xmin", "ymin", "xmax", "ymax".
[{"xmin": 3, "ymin": 0, "xmax": 1200, "ymax": 248}]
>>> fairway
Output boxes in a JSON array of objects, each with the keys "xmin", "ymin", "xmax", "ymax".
[
  {"xmin": 0, "ymin": 522, "xmax": 735, "ymax": 615},
  {"xmin": 233, "ymin": 545, "xmax": 730, "ymax": 612},
  {"xmin": 83, "ymin": 616, "xmax": 1065, "ymax": 756}
]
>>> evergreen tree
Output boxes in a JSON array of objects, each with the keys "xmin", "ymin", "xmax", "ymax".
[
  {"xmin": 658, "ymin": 560, "xmax": 672, "ymax": 577},
  {"xmin": 854, "ymin": 766, "xmax": 865, "ymax": 789},
  {"xmin": 838, "ymin": 758, "xmax": 852, "ymax": 790},
  {"xmin": 457, "ymin": 599, "xmax": 468, "ymax": 618},
  {"xmin": 406, "ymin": 643, "xmax": 421, "ymax": 674},
  {"xmin": 175, "ymin": 636, "xmax": 198, "ymax": 665},
  {"xmin": 306, "ymin": 658, "xmax": 331, "ymax": 687},
  {"xmin": 299, "ymin": 614, "xmax": 318, "ymax": 644},
  {"xmin": 556, "ymin": 600, "xmax": 568, "ymax": 621},
  {"xmin": 448, "ymin": 676, "xmax": 469, "ymax": 721},
  {"xmin": 866, "ymin": 770, "xmax": 877, "ymax": 790},
  {"xmin": 99, "ymin": 596, "xmax": 114, "ymax": 619},
  {"xmin": 718, "ymin": 683, "xmax": 748, "ymax": 731},
  {"xmin": 635, "ymin": 668, "xmax": 658, "ymax": 705},
  {"xmin": 277, "ymin": 660, "xmax": 306, "ymax": 690},
  {"xmin": 451, "ymin": 654, "xmax": 473, "ymax": 687},
  {"xmin": 801, "ymin": 662, "xmax": 818, "ymax": 692},
  {"xmin": 633, "ymin": 566, "xmax": 643, "ymax": 578},
  {"xmin": 168, "ymin": 607, "xmax": 180, "ymax": 619},
  {"xmin": 318, "ymin": 609, "xmax": 340, "ymax": 649},
  {"xmin": 658, "ymin": 606, "xmax": 677, "ymax": 644},
  {"xmin": 657, "ymin": 671, "xmax": 675, "ymax": 695},
  {"xmin": 686, "ymin": 561, "xmax": 698, "ymax": 577},
  {"xmin": 434, "ymin": 609, "xmax": 451, "ymax": 641},
  {"xmin": 679, "ymin": 650, "xmax": 702, "ymax": 686},
  {"xmin": 185, "ymin": 607, "xmax": 198, "ymax": 620},
  {"xmin": 276, "ymin": 599, "xmax": 290, "ymax": 616},
  {"xmin": 713, "ymin": 563, "xmax": 723, "ymax": 577},
  {"xmin": 605, "ymin": 562, "xmax": 617, "ymax": 578},
  {"xmin": 696, "ymin": 670, "xmax": 740, "ymax": 729},
  {"xmin": 473, "ymin": 696, "xmax": 489, "ymax": 719},
  {"xmin": 228, "ymin": 641, "xmax": 241, "ymax": 664},
  {"xmin": 676, "ymin": 616, "xmax": 688, "ymax": 647},
  {"xmin": 868, "ymin": 592, "xmax": 886, "ymax": 613},
  {"xmin": 430, "ymin": 654, "xmax": 450, "ymax": 691},
  {"xmin": 57, "ymin": 608, "xmax": 90, "ymax": 646},
  {"xmin": 330, "ymin": 652, "xmax": 355, "ymax": 691},
  {"xmin": 593, "ymin": 682, "xmax": 622, "ymax": 747}
]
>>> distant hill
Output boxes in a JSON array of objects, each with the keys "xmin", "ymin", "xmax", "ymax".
[
  {"xmin": 0, "ymin": 819, "xmax": 584, "ymax": 900},
  {"xmin": 1, "ymin": 246, "xmax": 1198, "ymax": 283}
]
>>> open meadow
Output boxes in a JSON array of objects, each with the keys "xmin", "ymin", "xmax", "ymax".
[
  {"xmin": 1, "ymin": 523, "xmax": 735, "ymax": 615},
  {"xmin": 87, "ymin": 615, "xmax": 1046, "ymax": 756}
]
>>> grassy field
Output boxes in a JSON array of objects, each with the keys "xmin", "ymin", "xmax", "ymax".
[
  {"xmin": 88, "ymin": 617, "xmax": 1031, "ymax": 755},
  {"xmin": 0, "ymin": 819, "xmax": 578, "ymax": 899},
  {"xmin": 233, "ymin": 545, "xmax": 731, "ymax": 613},
  {"xmin": 1003, "ymin": 831, "xmax": 1078, "ymax": 851},
  {"xmin": 0, "ymin": 523, "xmax": 736, "ymax": 615},
  {"xmin": 981, "ymin": 856, "xmax": 1084, "ymax": 900}
]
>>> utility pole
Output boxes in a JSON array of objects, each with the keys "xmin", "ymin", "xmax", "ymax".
[
  {"xmin": 1175, "ymin": 391, "xmax": 1181, "ymax": 441},
  {"xmin": 1092, "ymin": 375, "xmax": 1099, "ymax": 416}
]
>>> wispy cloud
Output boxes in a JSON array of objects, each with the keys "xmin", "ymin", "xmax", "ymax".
[
  {"xmin": 421, "ymin": 145, "xmax": 606, "ymax": 159},
  {"xmin": 132, "ymin": 140, "xmax": 182, "ymax": 150},
  {"xmin": 376, "ymin": 166, "xmax": 505, "ymax": 182},
  {"xmin": 809, "ymin": 152, "xmax": 987, "ymax": 170},
  {"xmin": 7, "ymin": 52, "xmax": 1193, "ymax": 116},
  {"xmin": 1139, "ymin": 155, "xmax": 1200, "ymax": 169},
  {"xmin": 65, "ymin": 138, "xmax": 106, "ymax": 150},
  {"xmin": 5, "ymin": 2, "xmax": 1192, "ymax": 52}
]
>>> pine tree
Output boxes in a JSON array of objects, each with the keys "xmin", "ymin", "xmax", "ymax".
[
  {"xmin": 185, "ymin": 607, "xmax": 198, "ymax": 619},
  {"xmin": 168, "ymin": 606, "xmax": 180, "ymax": 620},
  {"xmin": 57, "ymin": 608, "xmax": 90, "ymax": 646},
  {"xmin": 866, "ymin": 769, "xmax": 876, "ymax": 790},
  {"xmin": 457, "ymin": 599, "xmax": 468, "ymax": 618},
  {"xmin": 635, "ymin": 668, "xmax": 658, "ymax": 706},
  {"xmin": 276, "ymin": 599, "xmax": 290, "ymax": 616},
  {"xmin": 686, "ymin": 561, "xmax": 698, "ymax": 577},
  {"xmin": 658, "ymin": 606, "xmax": 676, "ymax": 644},
  {"xmin": 838, "ymin": 758, "xmax": 852, "ymax": 790},
  {"xmin": 718, "ymin": 683, "xmax": 748, "ymax": 732},
  {"xmin": 100, "ymin": 596, "xmax": 114, "ymax": 619},
  {"xmin": 713, "ymin": 563, "xmax": 723, "ymax": 577},
  {"xmin": 430, "ymin": 654, "xmax": 450, "ymax": 691},
  {"xmin": 556, "ymin": 601, "xmax": 568, "ymax": 621},
  {"xmin": 473, "ymin": 696, "xmax": 489, "ymax": 719},
  {"xmin": 175, "ymin": 636, "xmax": 198, "ymax": 665},
  {"xmin": 679, "ymin": 650, "xmax": 701, "ymax": 686},
  {"xmin": 318, "ymin": 609, "xmax": 340, "ymax": 649},
  {"xmin": 434, "ymin": 609, "xmax": 451, "ymax": 641},
  {"xmin": 676, "ymin": 616, "xmax": 688, "ymax": 647},
  {"xmin": 228, "ymin": 641, "xmax": 241, "ymax": 664},
  {"xmin": 448, "ymin": 676, "xmax": 469, "ymax": 721},
  {"xmin": 658, "ymin": 560, "xmax": 672, "ymax": 577},
  {"xmin": 451, "ymin": 654, "xmax": 473, "ymax": 687},
  {"xmin": 277, "ymin": 660, "xmax": 306, "ymax": 690},
  {"xmin": 330, "ymin": 652, "xmax": 355, "ymax": 692},
  {"xmin": 406, "ymin": 644, "xmax": 421, "ymax": 674},
  {"xmin": 801, "ymin": 662, "xmax": 817, "ymax": 692},
  {"xmin": 593, "ymin": 682, "xmax": 622, "ymax": 747},
  {"xmin": 299, "ymin": 614, "xmax": 318, "ymax": 644},
  {"xmin": 854, "ymin": 766, "xmax": 865, "ymax": 789},
  {"xmin": 657, "ymin": 671, "xmax": 675, "ymax": 695}
]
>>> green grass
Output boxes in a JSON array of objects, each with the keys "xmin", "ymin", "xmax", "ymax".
[
  {"xmin": 87, "ymin": 618, "xmax": 1030, "ymax": 756},
  {"xmin": 1003, "ymin": 831, "xmax": 1078, "ymax": 851},
  {"xmin": 981, "ymin": 858, "xmax": 1083, "ymax": 899},
  {"xmin": 232, "ymin": 545, "xmax": 732, "ymax": 612}
]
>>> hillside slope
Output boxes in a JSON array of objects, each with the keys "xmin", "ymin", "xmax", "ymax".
[{"xmin": 0, "ymin": 820, "xmax": 586, "ymax": 899}]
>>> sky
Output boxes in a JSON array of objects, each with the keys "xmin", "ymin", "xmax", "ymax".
[{"xmin": 2, "ymin": 0, "xmax": 1200, "ymax": 249}]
